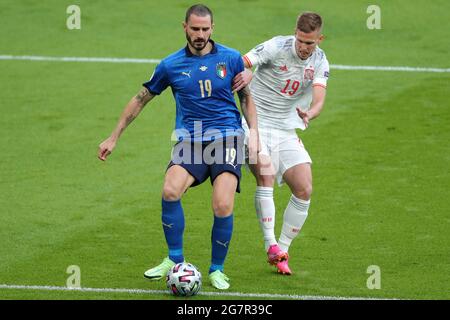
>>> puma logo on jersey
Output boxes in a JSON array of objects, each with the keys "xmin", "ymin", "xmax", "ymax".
[
  {"xmin": 279, "ymin": 65, "xmax": 288, "ymax": 72},
  {"xmin": 162, "ymin": 222, "xmax": 174, "ymax": 229},
  {"xmin": 227, "ymin": 162, "xmax": 238, "ymax": 169},
  {"xmin": 181, "ymin": 71, "xmax": 191, "ymax": 78},
  {"xmin": 216, "ymin": 240, "xmax": 229, "ymax": 248}
]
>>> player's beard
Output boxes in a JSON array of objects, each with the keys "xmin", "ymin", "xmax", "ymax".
[
  {"xmin": 298, "ymin": 49, "xmax": 312, "ymax": 60},
  {"xmin": 186, "ymin": 33, "xmax": 210, "ymax": 52},
  {"xmin": 300, "ymin": 52, "xmax": 310, "ymax": 59},
  {"xmin": 295, "ymin": 43, "xmax": 314, "ymax": 60}
]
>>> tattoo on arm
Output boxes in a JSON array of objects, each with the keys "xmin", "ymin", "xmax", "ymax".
[
  {"xmin": 123, "ymin": 87, "xmax": 151, "ymax": 128},
  {"xmin": 125, "ymin": 114, "xmax": 135, "ymax": 127},
  {"xmin": 135, "ymin": 87, "xmax": 150, "ymax": 104}
]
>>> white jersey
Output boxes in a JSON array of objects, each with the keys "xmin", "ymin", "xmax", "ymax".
[{"xmin": 243, "ymin": 35, "xmax": 330, "ymax": 130}]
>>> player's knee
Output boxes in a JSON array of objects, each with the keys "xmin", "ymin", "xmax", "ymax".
[
  {"xmin": 293, "ymin": 183, "xmax": 312, "ymax": 200},
  {"xmin": 256, "ymin": 174, "xmax": 275, "ymax": 187},
  {"xmin": 213, "ymin": 200, "xmax": 234, "ymax": 217},
  {"xmin": 162, "ymin": 184, "xmax": 183, "ymax": 201}
]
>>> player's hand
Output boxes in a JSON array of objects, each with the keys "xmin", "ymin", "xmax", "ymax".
[
  {"xmin": 98, "ymin": 137, "xmax": 116, "ymax": 161},
  {"xmin": 296, "ymin": 107, "xmax": 310, "ymax": 129},
  {"xmin": 232, "ymin": 68, "xmax": 253, "ymax": 93},
  {"xmin": 247, "ymin": 128, "xmax": 260, "ymax": 165}
]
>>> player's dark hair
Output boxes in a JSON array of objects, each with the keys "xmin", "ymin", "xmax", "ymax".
[
  {"xmin": 296, "ymin": 12, "xmax": 322, "ymax": 33},
  {"xmin": 185, "ymin": 4, "xmax": 213, "ymax": 23}
]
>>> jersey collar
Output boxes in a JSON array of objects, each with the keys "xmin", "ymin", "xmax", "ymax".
[{"xmin": 184, "ymin": 40, "xmax": 217, "ymax": 57}]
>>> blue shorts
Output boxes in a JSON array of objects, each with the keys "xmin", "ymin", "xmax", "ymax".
[{"xmin": 168, "ymin": 136, "xmax": 244, "ymax": 193}]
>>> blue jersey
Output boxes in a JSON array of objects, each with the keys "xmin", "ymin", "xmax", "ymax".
[{"xmin": 143, "ymin": 41, "xmax": 244, "ymax": 142}]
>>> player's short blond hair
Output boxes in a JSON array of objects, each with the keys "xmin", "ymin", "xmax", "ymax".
[{"xmin": 296, "ymin": 12, "xmax": 322, "ymax": 33}]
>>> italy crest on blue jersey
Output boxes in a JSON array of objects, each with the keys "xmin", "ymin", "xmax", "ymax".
[{"xmin": 216, "ymin": 63, "xmax": 227, "ymax": 79}]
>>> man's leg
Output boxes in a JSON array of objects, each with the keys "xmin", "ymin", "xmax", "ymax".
[
  {"xmin": 249, "ymin": 154, "xmax": 288, "ymax": 268},
  {"xmin": 279, "ymin": 163, "xmax": 312, "ymax": 257},
  {"xmin": 161, "ymin": 165, "xmax": 196, "ymax": 263},
  {"xmin": 208, "ymin": 172, "xmax": 237, "ymax": 290},
  {"xmin": 270, "ymin": 132, "xmax": 313, "ymax": 275},
  {"xmin": 144, "ymin": 165, "xmax": 195, "ymax": 280},
  {"xmin": 249, "ymin": 154, "xmax": 277, "ymax": 251}
]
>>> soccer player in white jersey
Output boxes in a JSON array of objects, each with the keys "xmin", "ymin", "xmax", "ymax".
[{"xmin": 233, "ymin": 12, "xmax": 329, "ymax": 275}]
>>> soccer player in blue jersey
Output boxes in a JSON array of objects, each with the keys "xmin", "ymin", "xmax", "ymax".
[{"xmin": 98, "ymin": 4, "xmax": 259, "ymax": 290}]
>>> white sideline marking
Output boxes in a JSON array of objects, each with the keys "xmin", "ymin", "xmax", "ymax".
[
  {"xmin": 331, "ymin": 64, "xmax": 450, "ymax": 73},
  {"xmin": 0, "ymin": 55, "xmax": 160, "ymax": 64},
  {"xmin": 0, "ymin": 284, "xmax": 397, "ymax": 300},
  {"xmin": 1, "ymin": 54, "xmax": 449, "ymax": 73}
]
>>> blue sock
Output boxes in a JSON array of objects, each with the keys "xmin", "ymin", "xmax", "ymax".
[
  {"xmin": 209, "ymin": 214, "xmax": 233, "ymax": 274},
  {"xmin": 162, "ymin": 198, "xmax": 184, "ymax": 263}
]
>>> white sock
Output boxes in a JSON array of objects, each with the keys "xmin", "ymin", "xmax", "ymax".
[
  {"xmin": 279, "ymin": 194, "xmax": 310, "ymax": 253},
  {"xmin": 255, "ymin": 186, "xmax": 277, "ymax": 251}
]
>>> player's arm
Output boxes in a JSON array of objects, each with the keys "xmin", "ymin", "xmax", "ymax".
[
  {"xmin": 237, "ymin": 86, "xmax": 260, "ymax": 163},
  {"xmin": 232, "ymin": 58, "xmax": 253, "ymax": 93},
  {"xmin": 98, "ymin": 87, "xmax": 155, "ymax": 161},
  {"xmin": 296, "ymin": 85, "xmax": 326, "ymax": 129}
]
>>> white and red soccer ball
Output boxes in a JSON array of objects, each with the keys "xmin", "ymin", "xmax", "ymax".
[{"xmin": 166, "ymin": 262, "xmax": 202, "ymax": 296}]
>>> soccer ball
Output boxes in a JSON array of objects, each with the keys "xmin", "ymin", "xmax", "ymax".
[{"xmin": 166, "ymin": 262, "xmax": 202, "ymax": 296}]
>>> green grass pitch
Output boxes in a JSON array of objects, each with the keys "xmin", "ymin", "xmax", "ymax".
[{"xmin": 0, "ymin": 0, "xmax": 449, "ymax": 300}]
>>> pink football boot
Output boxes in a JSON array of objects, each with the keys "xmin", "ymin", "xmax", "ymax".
[
  {"xmin": 267, "ymin": 244, "xmax": 289, "ymax": 265},
  {"xmin": 275, "ymin": 258, "xmax": 292, "ymax": 275}
]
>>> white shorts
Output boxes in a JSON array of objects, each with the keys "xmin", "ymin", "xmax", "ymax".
[{"xmin": 243, "ymin": 124, "xmax": 312, "ymax": 185}]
